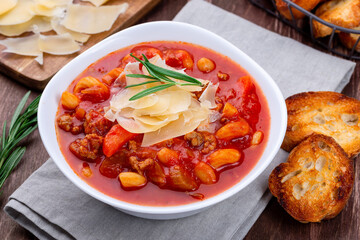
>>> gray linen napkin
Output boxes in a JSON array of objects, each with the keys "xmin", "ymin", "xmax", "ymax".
[{"xmin": 4, "ymin": 1, "xmax": 356, "ymax": 240}]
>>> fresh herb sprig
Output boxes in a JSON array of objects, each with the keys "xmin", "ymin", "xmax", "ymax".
[
  {"xmin": 0, "ymin": 92, "xmax": 40, "ymax": 191},
  {"xmin": 126, "ymin": 54, "xmax": 204, "ymax": 101}
]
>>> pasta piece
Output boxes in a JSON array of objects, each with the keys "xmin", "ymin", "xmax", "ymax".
[
  {"xmin": 51, "ymin": 18, "xmax": 90, "ymax": 43},
  {"xmin": 0, "ymin": 0, "xmax": 35, "ymax": 26},
  {"xmin": 0, "ymin": 0, "xmax": 17, "ymax": 15},
  {"xmin": 62, "ymin": 3, "xmax": 128, "ymax": 34},
  {"xmin": 0, "ymin": 34, "xmax": 41, "ymax": 56},
  {"xmin": 38, "ymin": 33, "xmax": 80, "ymax": 55}
]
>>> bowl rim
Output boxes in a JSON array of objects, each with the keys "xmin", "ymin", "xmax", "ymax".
[{"xmin": 38, "ymin": 21, "xmax": 287, "ymax": 215}]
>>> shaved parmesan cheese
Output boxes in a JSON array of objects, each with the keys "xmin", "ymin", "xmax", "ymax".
[
  {"xmin": 105, "ymin": 57, "xmax": 217, "ymax": 147},
  {"xmin": 0, "ymin": 16, "xmax": 51, "ymax": 36},
  {"xmin": 0, "ymin": 0, "xmax": 17, "ymax": 15},
  {"xmin": 0, "ymin": 0, "xmax": 34, "ymax": 26},
  {"xmin": 32, "ymin": 4, "xmax": 65, "ymax": 17},
  {"xmin": 51, "ymin": 18, "xmax": 90, "ymax": 43},
  {"xmin": 81, "ymin": 0, "xmax": 109, "ymax": 7},
  {"xmin": 142, "ymin": 114, "xmax": 204, "ymax": 147},
  {"xmin": 62, "ymin": 3, "xmax": 128, "ymax": 34},
  {"xmin": 38, "ymin": 33, "xmax": 80, "ymax": 55},
  {"xmin": 34, "ymin": 53, "xmax": 43, "ymax": 64},
  {"xmin": 34, "ymin": 0, "xmax": 71, "ymax": 8},
  {"xmin": 0, "ymin": 34, "xmax": 41, "ymax": 56}
]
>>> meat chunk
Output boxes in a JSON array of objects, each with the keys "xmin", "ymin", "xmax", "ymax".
[
  {"xmin": 100, "ymin": 151, "xmax": 129, "ymax": 178},
  {"xmin": 185, "ymin": 132, "xmax": 204, "ymax": 146},
  {"xmin": 202, "ymin": 134, "xmax": 217, "ymax": 154},
  {"xmin": 184, "ymin": 131, "xmax": 217, "ymax": 154},
  {"xmin": 129, "ymin": 156, "xmax": 154, "ymax": 175},
  {"xmin": 128, "ymin": 140, "xmax": 157, "ymax": 159},
  {"xmin": 57, "ymin": 113, "xmax": 83, "ymax": 135},
  {"xmin": 69, "ymin": 134, "xmax": 103, "ymax": 161},
  {"xmin": 84, "ymin": 110, "xmax": 113, "ymax": 136}
]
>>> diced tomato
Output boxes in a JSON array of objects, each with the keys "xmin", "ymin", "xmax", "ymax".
[
  {"xmin": 103, "ymin": 125, "xmax": 137, "ymax": 157},
  {"xmin": 131, "ymin": 46, "xmax": 163, "ymax": 59},
  {"xmin": 237, "ymin": 75, "xmax": 255, "ymax": 95},
  {"xmin": 163, "ymin": 49, "xmax": 194, "ymax": 69},
  {"xmin": 121, "ymin": 46, "xmax": 163, "ymax": 67}
]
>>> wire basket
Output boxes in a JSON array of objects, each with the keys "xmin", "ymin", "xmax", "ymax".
[{"xmin": 249, "ymin": 0, "xmax": 360, "ymax": 60}]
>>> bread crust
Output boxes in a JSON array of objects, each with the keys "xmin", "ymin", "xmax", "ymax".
[
  {"xmin": 269, "ymin": 134, "xmax": 354, "ymax": 222},
  {"xmin": 313, "ymin": 0, "xmax": 360, "ymax": 38},
  {"xmin": 282, "ymin": 91, "xmax": 360, "ymax": 158},
  {"xmin": 339, "ymin": 26, "xmax": 360, "ymax": 51},
  {"xmin": 275, "ymin": 0, "xmax": 321, "ymax": 20}
]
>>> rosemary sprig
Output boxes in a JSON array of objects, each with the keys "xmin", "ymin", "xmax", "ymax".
[
  {"xmin": 126, "ymin": 54, "xmax": 204, "ymax": 101},
  {"xmin": 0, "ymin": 92, "xmax": 40, "ymax": 191}
]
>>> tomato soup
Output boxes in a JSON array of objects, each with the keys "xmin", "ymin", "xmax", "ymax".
[{"xmin": 56, "ymin": 41, "xmax": 270, "ymax": 206}]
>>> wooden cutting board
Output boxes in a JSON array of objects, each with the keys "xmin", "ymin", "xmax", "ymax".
[{"xmin": 0, "ymin": 0, "xmax": 161, "ymax": 90}]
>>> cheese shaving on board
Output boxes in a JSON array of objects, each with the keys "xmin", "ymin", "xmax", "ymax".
[
  {"xmin": 32, "ymin": 3, "xmax": 66, "ymax": 17},
  {"xmin": 38, "ymin": 33, "xmax": 80, "ymax": 54},
  {"xmin": 34, "ymin": 0, "xmax": 71, "ymax": 8},
  {"xmin": 62, "ymin": 3, "xmax": 128, "ymax": 34},
  {"xmin": 0, "ymin": 34, "xmax": 41, "ymax": 56},
  {"xmin": 104, "ymin": 57, "xmax": 218, "ymax": 147},
  {"xmin": 0, "ymin": 0, "xmax": 34, "ymax": 26},
  {"xmin": 0, "ymin": 16, "xmax": 51, "ymax": 36},
  {"xmin": 0, "ymin": 0, "xmax": 17, "ymax": 15},
  {"xmin": 51, "ymin": 18, "xmax": 90, "ymax": 43},
  {"xmin": 81, "ymin": 0, "xmax": 109, "ymax": 7}
]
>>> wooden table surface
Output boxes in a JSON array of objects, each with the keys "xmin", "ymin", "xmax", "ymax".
[{"xmin": 0, "ymin": 0, "xmax": 359, "ymax": 239}]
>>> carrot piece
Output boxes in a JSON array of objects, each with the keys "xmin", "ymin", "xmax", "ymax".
[
  {"xmin": 102, "ymin": 67, "xmax": 123, "ymax": 85},
  {"xmin": 103, "ymin": 125, "xmax": 137, "ymax": 157}
]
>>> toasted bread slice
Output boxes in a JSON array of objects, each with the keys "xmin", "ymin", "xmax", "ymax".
[
  {"xmin": 275, "ymin": 0, "xmax": 322, "ymax": 20},
  {"xmin": 269, "ymin": 134, "xmax": 354, "ymax": 222},
  {"xmin": 339, "ymin": 26, "xmax": 360, "ymax": 51},
  {"xmin": 282, "ymin": 91, "xmax": 360, "ymax": 158},
  {"xmin": 313, "ymin": 0, "xmax": 360, "ymax": 38}
]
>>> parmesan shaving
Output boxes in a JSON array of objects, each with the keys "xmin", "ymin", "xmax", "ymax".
[
  {"xmin": 0, "ymin": 34, "xmax": 41, "ymax": 56},
  {"xmin": 62, "ymin": 3, "xmax": 128, "ymax": 34},
  {"xmin": 0, "ymin": 0, "xmax": 35, "ymax": 26},
  {"xmin": 34, "ymin": 0, "xmax": 71, "ymax": 8},
  {"xmin": 105, "ymin": 57, "xmax": 217, "ymax": 147},
  {"xmin": 51, "ymin": 18, "xmax": 90, "ymax": 43},
  {"xmin": 0, "ymin": 0, "xmax": 17, "ymax": 15},
  {"xmin": 32, "ymin": 4, "xmax": 66, "ymax": 17},
  {"xmin": 81, "ymin": 0, "xmax": 109, "ymax": 7},
  {"xmin": 38, "ymin": 33, "xmax": 80, "ymax": 55},
  {"xmin": 0, "ymin": 16, "xmax": 51, "ymax": 36}
]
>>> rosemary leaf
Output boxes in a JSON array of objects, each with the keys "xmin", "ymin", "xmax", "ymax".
[
  {"xmin": 125, "ymin": 80, "xmax": 160, "ymax": 89},
  {"xmin": 0, "ymin": 92, "xmax": 40, "ymax": 192},
  {"xmin": 129, "ymin": 83, "xmax": 175, "ymax": 101},
  {"xmin": 125, "ymin": 54, "xmax": 204, "ymax": 101},
  {"xmin": 126, "ymin": 74, "xmax": 158, "ymax": 80}
]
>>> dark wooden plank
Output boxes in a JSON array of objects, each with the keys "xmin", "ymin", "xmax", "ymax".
[{"xmin": 0, "ymin": 0, "xmax": 359, "ymax": 239}]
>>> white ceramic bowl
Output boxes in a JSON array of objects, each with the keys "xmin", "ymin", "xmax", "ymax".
[{"xmin": 38, "ymin": 21, "xmax": 287, "ymax": 220}]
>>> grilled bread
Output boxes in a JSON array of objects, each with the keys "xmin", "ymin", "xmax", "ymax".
[
  {"xmin": 339, "ymin": 26, "xmax": 360, "ymax": 51},
  {"xmin": 282, "ymin": 91, "xmax": 360, "ymax": 158},
  {"xmin": 275, "ymin": 0, "xmax": 322, "ymax": 20},
  {"xmin": 313, "ymin": 0, "xmax": 360, "ymax": 38},
  {"xmin": 269, "ymin": 134, "xmax": 354, "ymax": 222}
]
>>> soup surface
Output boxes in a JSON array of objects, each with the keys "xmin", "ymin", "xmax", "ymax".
[{"xmin": 56, "ymin": 41, "xmax": 270, "ymax": 206}]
